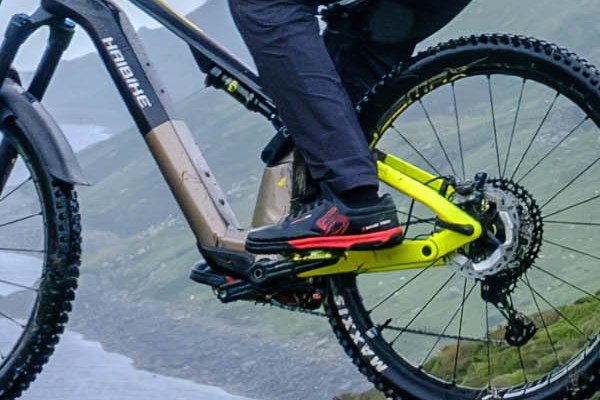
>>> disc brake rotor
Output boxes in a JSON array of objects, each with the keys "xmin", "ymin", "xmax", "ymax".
[{"xmin": 450, "ymin": 178, "xmax": 543, "ymax": 286}]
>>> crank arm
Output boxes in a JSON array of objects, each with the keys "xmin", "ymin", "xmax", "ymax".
[
  {"xmin": 247, "ymin": 258, "xmax": 336, "ymax": 286},
  {"xmin": 216, "ymin": 280, "xmax": 263, "ymax": 304}
]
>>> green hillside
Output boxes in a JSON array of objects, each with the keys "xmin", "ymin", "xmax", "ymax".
[{"xmin": 424, "ymin": 294, "xmax": 600, "ymax": 387}]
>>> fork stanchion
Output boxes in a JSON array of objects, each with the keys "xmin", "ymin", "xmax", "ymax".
[
  {"xmin": 0, "ymin": 14, "xmax": 35, "ymax": 85},
  {"xmin": 0, "ymin": 9, "xmax": 62, "ymax": 89},
  {"xmin": 28, "ymin": 17, "xmax": 75, "ymax": 100}
]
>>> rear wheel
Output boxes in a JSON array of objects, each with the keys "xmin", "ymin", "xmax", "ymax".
[
  {"xmin": 326, "ymin": 35, "xmax": 600, "ymax": 399},
  {"xmin": 0, "ymin": 80, "xmax": 80, "ymax": 399}
]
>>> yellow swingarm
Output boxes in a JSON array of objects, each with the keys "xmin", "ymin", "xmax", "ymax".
[{"xmin": 298, "ymin": 153, "xmax": 482, "ymax": 278}]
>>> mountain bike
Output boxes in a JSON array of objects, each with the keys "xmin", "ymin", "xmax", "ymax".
[{"xmin": 0, "ymin": 0, "xmax": 598, "ymax": 399}]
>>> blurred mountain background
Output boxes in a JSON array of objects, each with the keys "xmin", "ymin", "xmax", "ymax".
[{"xmin": 2, "ymin": 0, "xmax": 600, "ymax": 399}]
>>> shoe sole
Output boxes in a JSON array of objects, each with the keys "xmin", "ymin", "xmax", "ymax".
[{"xmin": 245, "ymin": 227, "xmax": 403, "ymax": 254}]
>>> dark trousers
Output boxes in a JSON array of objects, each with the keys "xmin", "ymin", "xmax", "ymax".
[{"xmin": 228, "ymin": 0, "xmax": 470, "ymax": 193}]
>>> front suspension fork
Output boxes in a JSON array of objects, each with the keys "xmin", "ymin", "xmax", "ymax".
[
  {"xmin": 0, "ymin": 8, "xmax": 76, "ymax": 194},
  {"xmin": 0, "ymin": 8, "xmax": 75, "ymax": 100}
]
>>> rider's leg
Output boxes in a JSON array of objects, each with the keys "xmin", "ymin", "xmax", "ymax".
[
  {"xmin": 229, "ymin": 0, "xmax": 402, "ymax": 252},
  {"xmin": 228, "ymin": 0, "xmax": 377, "ymax": 195},
  {"xmin": 323, "ymin": 0, "xmax": 472, "ymax": 103},
  {"xmin": 323, "ymin": 30, "xmax": 414, "ymax": 104}
]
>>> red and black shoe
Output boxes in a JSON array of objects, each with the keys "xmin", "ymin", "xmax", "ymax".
[{"xmin": 245, "ymin": 192, "xmax": 403, "ymax": 254}]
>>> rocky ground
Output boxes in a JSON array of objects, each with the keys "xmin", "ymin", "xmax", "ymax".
[{"xmin": 67, "ymin": 271, "xmax": 376, "ymax": 400}]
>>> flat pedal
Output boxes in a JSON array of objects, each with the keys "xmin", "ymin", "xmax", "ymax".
[
  {"xmin": 189, "ymin": 259, "xmax": 330, "ymax": 307},
  {"xmin": 190, "ymin": 262, "xmax": 266, "ymax": 303},
  {"xmin": 189, "ymin": 262, "xmax": 228, "ymax": 287}
]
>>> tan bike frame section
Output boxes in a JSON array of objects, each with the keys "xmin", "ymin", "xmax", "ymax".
[{"xmin": 145, "ymin": 120, "xmax": 293, "ymax": 253}]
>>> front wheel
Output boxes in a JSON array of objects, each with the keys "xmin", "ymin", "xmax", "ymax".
[
  {"xmin": 0, "ymin": 80, "xmax": 81, "ymax": 399},
  {"xmin": 326, "ymin": 35, "xmax": 600, "ymax": 399}
]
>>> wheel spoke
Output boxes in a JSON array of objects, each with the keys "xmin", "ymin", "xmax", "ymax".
[
  {"xmin": 519, "ymin": 278, "xmax": 589, "ymax": 339},
  {"xmin": 0, "ymin": 279, "xmax": 38, "ymax": 292},
  {"xmin": 368, "ymin": 264, "xmax": 434, "ymax": 313},
  {"xmin": 0, "ymin": 212, "xmax": 42, "ymax": 229},
  {"xmin": 509, "ymin": 92, "xmax": 559, "ymax": 181},
  {"xmin": 517, "ymin": 346, "xmax": 528, "ymax": 383},
  {"xmin": 452, "ymin": 278, "xmax": 468, "ymax": 384},
  {"xmin": 542, "ymin": 239, "xmax": 600, "ymax": 262},
  {"xmin": 452, "ymin": 83, "xmax": 466, "ymax": 180},
  {"xmin": 0, "ymin": 177, "xmax": 32, "ymax": 203},
  {"xmin": 419, "ymin": 100, "xmax": 457, "ymax": 177},
  {"xmin": 419, "ymin": 281, "xmax": 478, "ymax": 368},
  {"xmin": 543, "ymin": 220, "xmax": 600, "ymax": 227},
  {"xmin": 524, "ymin": 273, "xmax": 562, "ymax": 367},
  {"xmin": 0, "ymin": 310, "xmax": 25, "ymax": 329},
  {"xmin": 487, "ymin": 76, "xmax": 502, "ymax": 177},
  {"xmin": 543, "ymin": 193, "xmax": 600, "ymax": 219},
  {"xmin": 0, "ymin": 247, "xmax": 44, "ymax": 254},
  {"xmin": 390, "ymin": 272, "xmax": 457, "ymax": 345},
  {"xmin": 485, "ymin": 302, "xmax": 492, "ymax": 390},
  {"xmin": 517, "ymin": 116, "xmax": 588, "ymax": 183},
  {"xmin": 540, "ymin": 155, "xmax": 600, "ymax": 210},
  {"xmin": 391, "ymin": 125, "xmax": 442, "ymax": 176},
  {"xmin": 502, "ymin": 78, "xmax": 526, "ymax": 178},
  {"xmin": 532, "ymin": 264, "xmax": 600, "ymax": 302}
]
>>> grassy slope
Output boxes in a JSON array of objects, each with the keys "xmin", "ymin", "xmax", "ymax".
[{"xmin": 424, "ymin": 294, "xmax": 600, "ymax": 388}]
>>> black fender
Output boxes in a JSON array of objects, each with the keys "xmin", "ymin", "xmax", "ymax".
[{"xmin": 0, "ymin": 79, "xmax": 88, "ymax": 185}]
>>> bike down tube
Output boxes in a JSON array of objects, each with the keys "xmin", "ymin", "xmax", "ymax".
[
  {"xmin": 39, "ymin": 0, "xmax": 248, "ymax": 250},
  {"xmin": 298, "ymin": 154, "xmax": 482, "ymax": 277}
]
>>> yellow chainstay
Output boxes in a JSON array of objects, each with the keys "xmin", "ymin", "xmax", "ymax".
[{"xmin": 297, "ymin": 153, "xmax": 482, "ymax": 278}]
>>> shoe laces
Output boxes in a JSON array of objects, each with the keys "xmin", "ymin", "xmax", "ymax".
[{"xmin": 288, "ymin": 198, "xmax": 325, "ymax": 220}]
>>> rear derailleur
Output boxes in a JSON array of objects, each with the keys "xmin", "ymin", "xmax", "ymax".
[{"xmin": 481, "ymin": 278, "xmax": 537, "ymax": 347}]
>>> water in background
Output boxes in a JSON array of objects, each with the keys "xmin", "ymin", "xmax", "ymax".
[
  {"xmin": 62, "ymin": 124, "xmax": 111, "ymax": 153},
  {"xmin": 21, "ymin": 330, "xmax": 256, "ymax": 400}
]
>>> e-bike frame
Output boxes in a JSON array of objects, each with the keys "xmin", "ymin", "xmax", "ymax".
[
  {"xmin": 0, "ymin": 0, "xmax": 290, "ymax": 251},
  {"xmin": 0, "ymin": 0, "xmax": 482, "ymax": 277}
]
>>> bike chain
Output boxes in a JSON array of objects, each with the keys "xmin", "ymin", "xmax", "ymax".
[{"xmin": 268, "ymin": 300, "xmax": 328, "ymax": 317}]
